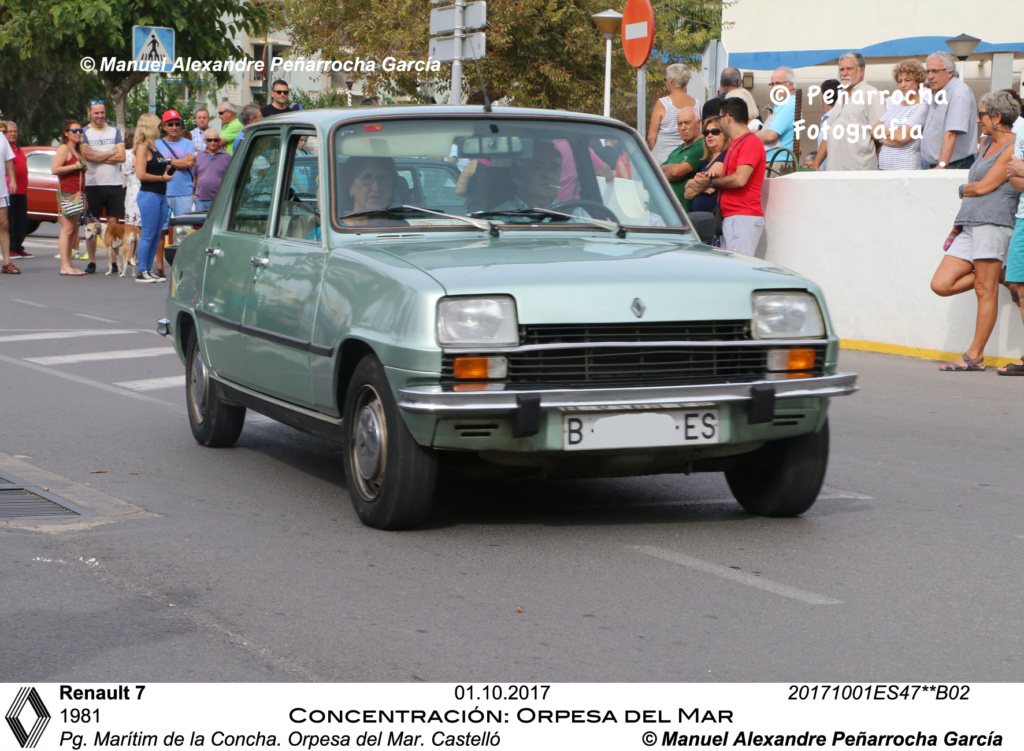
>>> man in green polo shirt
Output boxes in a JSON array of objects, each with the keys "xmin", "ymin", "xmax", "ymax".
[
  {"xmin": 661, "ymin": 107, "xmax": 706, "ymax": 212},
  {"xmin": 218, "ymin": 100, "xmax": 242, "ymax": 155}
]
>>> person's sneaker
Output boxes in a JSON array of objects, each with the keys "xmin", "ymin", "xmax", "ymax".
[
  {"xmin": 10, "ymin": 250, "xmax": 33, "ymax": 258},
  {"xmin": 135, "ymin": 271, "xmax": 158, "ymax": 283},
  {"xmin": 152, "ymin": 269, "xmax": 167, "ymax": 281},
  {"xmin": 111, "ymin": 263, "xmax": 119, "ymax": 275},
  {"xmin": 84, "ymin": 262, "xmax": 96, "ymax": 274}
]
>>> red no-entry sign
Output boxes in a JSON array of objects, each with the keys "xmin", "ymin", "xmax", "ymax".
[{"xmin": 621, "ymin": 0, "xmax": 654, "ymax": 68}]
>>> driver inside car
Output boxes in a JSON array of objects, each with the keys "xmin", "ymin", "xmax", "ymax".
[{"xmin": 338, "ymin": 156, "xmax": 408, "ymax": 227}]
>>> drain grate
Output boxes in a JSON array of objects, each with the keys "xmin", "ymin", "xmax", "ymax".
[{"xmin": 0, "ymin": 472, "xmax": 95, "ymax": 522}]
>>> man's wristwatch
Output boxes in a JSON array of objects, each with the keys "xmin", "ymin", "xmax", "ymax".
[{"xmin": 938, "ymin": 161, "xmax": 947, "ymax": 168}]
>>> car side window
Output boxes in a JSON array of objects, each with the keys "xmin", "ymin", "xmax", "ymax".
[
  {"xmin": 276, "ymin": 135, "xmax": 321, "ymax": 242},
  {"xmin": 227, "ymin": 133, "xmax": 281, "ymax": 235}
]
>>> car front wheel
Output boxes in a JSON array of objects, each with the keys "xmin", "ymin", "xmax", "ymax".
[
  {"xmin": 725, "ymin": 419, "xmax": 830, "ymax": 517},
  {"xmin": 185, "ymin": 329, "xmax": 246, "ymax": 447},
  {"xmin": 342, "ymin": 354, "xmax": 437, "ymax": 530}
]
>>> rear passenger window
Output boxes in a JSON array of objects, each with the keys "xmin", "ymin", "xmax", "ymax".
[
  {"xmin": 276, "ymin": 135, "xmax": 321, "ymax": 242},
  {"xmin": 228, "ymin": 133, "xmax": 281, "ymax": 234}
]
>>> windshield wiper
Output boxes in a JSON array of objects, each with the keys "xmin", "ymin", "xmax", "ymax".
[
  {"xmin": 470, "ymin": 207, "xmax": 625, "ymax": 237},
  {"xmin": 342, "ymin": 205, "xmax": 499, "ymax": 236}
]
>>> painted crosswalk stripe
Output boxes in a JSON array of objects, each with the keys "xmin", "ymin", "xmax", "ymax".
[
  {"xmin": 114, "ymin": 376, "xmax": 186, "ymax": 392},
  {"xmin": 10, "ymin": 299, "xmax": 47, "ymax": 308},
  {"xmin": 0, "ymin": 329, "xmax": 139, "ymax": 344},
  {"xmin": 633, "ymin": 545, "xmax": 843, "ymax": 605},
  {"xmin": 74, "ymin": 314, "xmax": 119, "ymax": 324},
  {"xmin": 26, "ymin": 347, "xmax": 176, "ymax": 365}
]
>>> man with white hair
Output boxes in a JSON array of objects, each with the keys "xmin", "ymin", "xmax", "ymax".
[
  {"xmin": 921, "ymin": 51, "xmax": 978, "ymax": 170},
  {"xmin": 758, "ymin": 67, "xmax": 796, "ymax": 161},
  {"xmin": 811, "ymin": 52, "xmax": 886, "ymax": 171},
  {"xmin": 218, "ymin": 100, "xmax": 242, "ymax": 155},
  {"xmin": 661, "ymin": 107, "xmax": 705, "ymax": 212}
]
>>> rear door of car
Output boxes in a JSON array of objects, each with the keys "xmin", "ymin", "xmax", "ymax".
[
  {"xmin": 26, "ymin": 150, "xmax": 60, "ymax": 221},
  {"xmin": 197, "ymin": 129, "xmax": 281, "ymax": 387},
  {"xmin": 240, "ymin": 131, "xmax": 325, "ymax": 408}
]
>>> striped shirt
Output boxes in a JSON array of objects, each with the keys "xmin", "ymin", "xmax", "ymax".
[{"xmin": 877, "ymin": 99, "xmax": 929, "ymax": 171}]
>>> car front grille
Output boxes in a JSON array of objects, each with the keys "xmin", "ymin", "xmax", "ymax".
[{"xmin": 442, "ymin": 321, "xmax": 827, "ymax": 388}]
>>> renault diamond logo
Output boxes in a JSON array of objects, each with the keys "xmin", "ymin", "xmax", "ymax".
[
  {"xmin": 6, "ymin": 688, "xmax": 50, "ymax": 748},
  {"xmin": 631, "ymin": 298, "xmax": 646, "ymax": 318}
]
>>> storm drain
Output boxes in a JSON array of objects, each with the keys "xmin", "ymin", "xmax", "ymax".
[{"xmin": 0, "ymin": 472, "xmax": 95, "ymax": 522}]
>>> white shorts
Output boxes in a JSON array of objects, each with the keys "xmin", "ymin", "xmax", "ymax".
[
  {"xmin": 722, "ymin": 215, "xmax": 765, "ymax": 257},
  {"xmin": 946, "ymin": 224, "xmax": 1012, "ymax": 264},
  {"xmin": 0, "ymin": 195, "xmax": 9, "ymax": 209}
]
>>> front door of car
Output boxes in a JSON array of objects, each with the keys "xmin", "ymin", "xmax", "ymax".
[
  {"xmin": 241, "ymin": 133, "xmax": 324, "ymax": 408},
  {"xmin": 198, "ymin": 131, "xmax": 281, "ymax": 387}
]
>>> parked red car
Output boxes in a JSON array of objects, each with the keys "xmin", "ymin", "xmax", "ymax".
[{"xmin": 24, "ymin": 146, "xmax": 60, "ymax": 234}]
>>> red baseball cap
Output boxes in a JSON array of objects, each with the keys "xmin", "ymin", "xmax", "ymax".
[{"xmin": 161, "ymin": 110, "xmax": 183, "ymax": 123}]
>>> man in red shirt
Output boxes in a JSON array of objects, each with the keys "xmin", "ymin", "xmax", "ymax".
[
  {"xmin": 5, "ymin": 122, "xmax": 31, "ymax": 258},
  {"xmin": 689, "ymin": 98, "xmax": 766, "ymax": 256}
]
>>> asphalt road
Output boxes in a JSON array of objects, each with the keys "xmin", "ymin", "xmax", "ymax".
[{"xmin": 2, "ymin": 234, "xmax": 1022, "ymax": 682}]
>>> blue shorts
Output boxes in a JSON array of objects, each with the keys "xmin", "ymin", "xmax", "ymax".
[{"xmin": 1006, "ymin": 219, "xmax": 1024, "ymax": 283}]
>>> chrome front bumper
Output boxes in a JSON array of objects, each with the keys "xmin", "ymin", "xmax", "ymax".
[{"xmin": 398, "ymin": 373, "xmax": 858, "ymax": 415}]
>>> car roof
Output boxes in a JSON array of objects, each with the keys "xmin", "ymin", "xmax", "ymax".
[{"xmin": 246, "ymin": 105, "xmax": 629, "ymax": 139}]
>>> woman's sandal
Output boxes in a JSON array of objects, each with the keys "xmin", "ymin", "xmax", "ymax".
[
  {"xmin": 939, "ymin": 352, "xmax": 985, "ymax": 371},
  {"xmin": 1, "ymin": 262, "xmax": 20, "ymax": 274},
  {"xmin": 996, "ymin": 360, "xmax": 1024, "ymax": 376}
]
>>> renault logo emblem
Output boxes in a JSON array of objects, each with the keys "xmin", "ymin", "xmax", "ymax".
[{"xmin": 631, "ymin": 298, "xmax": 646, "ymax": 318}]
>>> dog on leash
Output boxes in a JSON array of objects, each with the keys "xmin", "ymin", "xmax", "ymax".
[{"xmin": 84, "ymin": 220, "xmax": 141, "ymax": 277}]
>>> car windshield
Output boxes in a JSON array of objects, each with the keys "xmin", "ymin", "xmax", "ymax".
[{"xmin": 332, "ymin": 117, "xmax": 687, "ymax": 231}]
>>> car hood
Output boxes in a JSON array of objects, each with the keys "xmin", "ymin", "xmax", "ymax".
[{"xmin": 352, "ymin": 233, "xmax": 813, "ymax": 324}]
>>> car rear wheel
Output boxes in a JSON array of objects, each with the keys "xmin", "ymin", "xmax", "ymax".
[
  {"xmin": 725, "ymin": 420, "xmax": 829, "ymax": 517},
  {"xmin": 342, "ymin": 354, "xmax": 437, "ymax": 530},
  {"xmin": 185, "ymin": 329, "xmax": 246, "ymax": 447}
]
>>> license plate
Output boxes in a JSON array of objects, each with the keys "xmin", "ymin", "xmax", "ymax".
[{"xmin": 563, "ymin": 409, "xmax": 719, "ymax": 451}]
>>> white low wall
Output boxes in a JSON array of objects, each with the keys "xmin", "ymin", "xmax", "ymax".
[{"xmin": 762, "ymin": 171, "xmax": 1023, "ymax": 363}]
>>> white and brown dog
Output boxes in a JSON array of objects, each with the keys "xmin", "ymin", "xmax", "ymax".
[{"xmin": 83, "ymin": 220, "xmax": 141, "ymax": 277}]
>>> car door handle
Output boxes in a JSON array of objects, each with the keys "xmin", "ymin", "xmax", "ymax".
[
  {"xmin": 250, "ymin": 256, "xmax": 269, "ymax": 268},
  {"xmin": 205, "ymin": 247, "xmax": 223, "ymax": 258}
]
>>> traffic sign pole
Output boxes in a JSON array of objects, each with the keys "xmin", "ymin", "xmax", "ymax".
[
  {"xmin": 620, "ymin": 0, "xmax": 655, "ymax": 135},
  {"xmin": 450, "ymin": 0, "xmax": 464, "ymax": 104}
]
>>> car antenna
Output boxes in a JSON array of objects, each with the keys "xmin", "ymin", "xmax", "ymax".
[{"xmin": 473, "ymin": 60, "xmax": 492, "ymax": 113}]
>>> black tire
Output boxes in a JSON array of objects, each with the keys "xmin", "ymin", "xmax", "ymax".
[
  {"xmin": 26, "ymin": 220, "xmax": 41, "ymax": 236},
  {"xmin": 185, "ymin": 329, "xmax": 246, "ymax": 448},
  {"xmin": 342, "ymin": 354, "xmax": 437, "ymax": 530},
  {"xmin": 725, "ymin": 420, "xmax": 830, "ymax": 517}
]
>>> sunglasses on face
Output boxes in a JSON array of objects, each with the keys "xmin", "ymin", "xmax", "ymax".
[
  {"xmin": 165, "ymin": 122, "xmax": 183, "ymax": 127},
  {"xmin": 702, "ymin": 128, "xmax": 722, "ymax": 136},
  {"xmin": 69, "ymin": 128, "xmax": 83, "ymax": 134},
  {"xmin": 217, "ymin": 110, "xmax": 227, "ymax": 115},
  {"xmin": 273, "ymin": 89, "xmax": 289, "ymax": 95},
  {"xmin": 205, "ymin": 138, "xmax": 221, "ymax": 142}
]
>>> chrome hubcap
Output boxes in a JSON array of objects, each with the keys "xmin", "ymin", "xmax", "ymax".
[
  {"xmin": 352, "ymin": 387, "xmax": 387, "ymax": 500},
  {"xmin": 189, "ymin": 347, "xmax": 209, "ymax": 425}
]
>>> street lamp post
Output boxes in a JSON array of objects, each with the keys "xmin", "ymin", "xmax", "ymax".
[
  {"xmin": 592, "ymin": 10, "xmax": 623, "ymax": 118},
  {"xmin": 945, "ymin": 33, "xmax": 981, "ymax": 79}
]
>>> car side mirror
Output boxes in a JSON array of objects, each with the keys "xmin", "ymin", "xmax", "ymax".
[{"xmin": 687, "ymin": 212, "xmax": 718, "ymax": 245}]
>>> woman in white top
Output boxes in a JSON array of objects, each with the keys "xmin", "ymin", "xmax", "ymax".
[
  {"xmin": 648, "ymin": 64, "xmax": 701, "ymax": 165},
  {"xmin": 874, "ymin": 59, "xmax": 929, "ymax": 171},
  {"xmin": 121, "ymin": 127, "xmax": 141, "ymax": 227}
]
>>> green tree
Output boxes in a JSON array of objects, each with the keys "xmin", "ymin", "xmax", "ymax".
[{"xmin": 0, "ymin": 0, "xmax": 270, "ymax": 132}]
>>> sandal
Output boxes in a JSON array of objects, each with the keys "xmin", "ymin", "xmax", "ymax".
[
  {"xmin": 2, "ymin": 262, "xmax": 20, "ymax": 274},
  {"xmin": 939, "ymin": 352, "xmax": 985, "ymax": 371},
  {"xmin": 997, "ymin": 360, "xmax": 1024, "ymax": 376}
]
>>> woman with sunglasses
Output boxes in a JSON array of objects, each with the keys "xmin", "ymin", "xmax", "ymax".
[
  {"xmin": 684, "ymin": 117, "xmax": 732, "ymax": 227},
  {"xmin": 51, "ymin": 120, "xmax": 88, "ymax": 275}
]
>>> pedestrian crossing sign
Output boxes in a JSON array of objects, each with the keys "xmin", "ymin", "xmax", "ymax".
[{"xmin": 132, "ymin": 26, "xmax": 176, "ymax": 73}]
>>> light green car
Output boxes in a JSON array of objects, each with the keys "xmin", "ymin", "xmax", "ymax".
[{"xmin": 159, "ymin": 106, "xmax": 857, "ymax": 529}]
